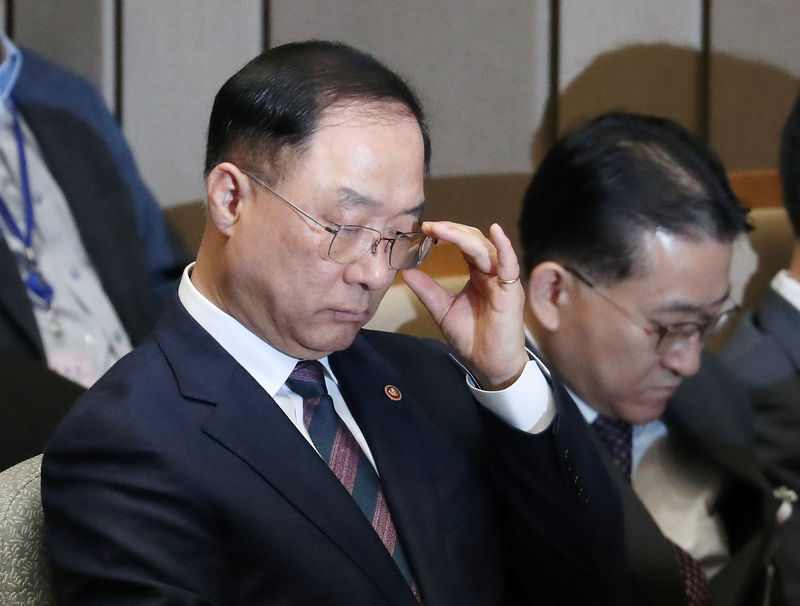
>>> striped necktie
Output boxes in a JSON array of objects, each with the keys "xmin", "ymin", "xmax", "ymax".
[
  {"xmin": 286, "ymin": 360, "xmax": 420, "ymax": 600},
  {"xmin": 591, "ymin": 415, "xmax": 710, "ymax": 606}
]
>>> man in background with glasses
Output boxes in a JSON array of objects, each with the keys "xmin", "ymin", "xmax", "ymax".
[
  {"xmin": 41, "ymin": 41, "xmax": 557, "ymax": 605},
  {"xmin": 490, "ymin": 112, "xmax": 785, "ymax": 605}
]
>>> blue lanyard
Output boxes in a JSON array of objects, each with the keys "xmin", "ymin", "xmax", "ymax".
[{"xmin": 0, "ymin": 99, "xmax": 54, "ymax": 308}]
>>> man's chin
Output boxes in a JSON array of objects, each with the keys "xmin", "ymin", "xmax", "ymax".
[
  {"xmin": 624, "ymin": 393, "xmax": 673, "ymax": 425},
  {"xmin": 299, "ymin": 325, "xmax": 363, "ymax": 358}
]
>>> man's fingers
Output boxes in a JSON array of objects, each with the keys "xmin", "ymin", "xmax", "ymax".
[
  {"xmin": 422, "ymin": 221, "xmax": 496, "ymax": 274},
  {"xmin": 401, "ymin": 268, "xmax": 456, "ymax": 326},
  {"xmin": 490, "ymin": 223, "xmax": 521, "ymax": 284}
]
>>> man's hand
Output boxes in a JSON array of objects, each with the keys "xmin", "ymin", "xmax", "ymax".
[{"xmin": 401, "ymin": 221, "xmax": 528, "ymax": 390}]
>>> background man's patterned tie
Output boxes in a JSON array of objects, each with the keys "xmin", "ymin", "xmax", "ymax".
[
  {"xmin": 591, "ymin": 415, "xmax": 710, "ymax": 606},
  {"xmin": 286, "ymin": 360, "xmax": 419, "ymax": 599}
]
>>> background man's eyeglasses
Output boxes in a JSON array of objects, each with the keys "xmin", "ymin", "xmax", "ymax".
[
  {"xmin": 563, "ymin": 265, "xmax": 739, "ymax": 355},
  {"xmin": 240, "ymin": 168, "xmax": 436, "ymax": 270}
]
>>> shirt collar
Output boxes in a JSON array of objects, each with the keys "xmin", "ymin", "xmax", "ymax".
[
  {"xmin": 177, "ymin": 263, "xmax": 337, "ymax": 397},
  {"xmin": 0, "ymin": 33, "xmax": 22, "ymax": 105},
  {"xmin": 770, "ymin": 269, "xmax": 800, "ymax": 314},
  {"xmin": 566, "ymin": 386, "xmax": 599, "ymax": 423}
]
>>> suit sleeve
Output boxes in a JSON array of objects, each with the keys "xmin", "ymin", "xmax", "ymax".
[{"xmin": 41, "ymin": 393, "xmax": 227, "ymax": 605}]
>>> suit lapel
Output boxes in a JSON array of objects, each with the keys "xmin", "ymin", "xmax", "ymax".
[
  {"xmin": 331, "ymin": 335, "xmax": 449, "ymax": 605},
  {"xmin": 157, "ymin": 305, "xmax": 417, "ymax": 606}
]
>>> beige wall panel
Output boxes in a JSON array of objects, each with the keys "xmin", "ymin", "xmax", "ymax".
[
  {"xmin": 709, "ymin": 1, "xmax": 800, "ymax": 171},
  {"xmin": 12, "ymin": 0, "xmax": 116, "ymax": 108},
  {"xmin": 554, "ymin": 0, "xmax": 703, "ymax": 150},
  {"xmin": 271, "ymin": 0, "xmax": 550, "ymax": 177},
  {"xmin": 122, "ymin": 0, "xmax": 262, "ymax": 207}
]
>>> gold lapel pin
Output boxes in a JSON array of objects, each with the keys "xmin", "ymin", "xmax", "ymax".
[{"xmin": 384, "ymin": 385, "xmax": 402, "ymax": 401}]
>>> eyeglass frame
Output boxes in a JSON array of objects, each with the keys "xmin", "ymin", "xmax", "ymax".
[
  {"xmin": 562, "ymin": 265, "xmax": 740, "ymax": 355},
  {"xmin": 238, "ymin": 167, "xmax": 436, "ymax": 271}
]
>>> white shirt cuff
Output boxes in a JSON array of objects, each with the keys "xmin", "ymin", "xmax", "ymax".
[{"xmin": 468, "ymin": 357, "xmax": 556, "ymax": 433}]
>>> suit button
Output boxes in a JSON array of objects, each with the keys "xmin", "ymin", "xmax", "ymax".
[
  {"xmin": 573, "ymin": 474, "xmax": 580, "ymax": 485},
  {"xmin": 577, "ymin": 485, "xmax": 588, "ymax": 503}
]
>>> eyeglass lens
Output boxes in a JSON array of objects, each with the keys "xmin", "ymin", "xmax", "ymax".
[
  {"xmin": 655, "ymin": 308, "xmax": 738, "ymax": 354},
  {"xmin": 328, "ymin": 226, "xmax": 435, "ymax": 270},
  {"xmin": 389, "ymin": 232, "xmax": 435, "ymax": 269}
]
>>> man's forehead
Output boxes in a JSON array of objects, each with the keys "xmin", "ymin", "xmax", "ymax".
[
  {"xmin": 631, "ymin": 229, "xmax": 730, "ymax": 271},
  {"xmin": 618, "ymin": 230, "xmax": 733, "ymax": 310}
]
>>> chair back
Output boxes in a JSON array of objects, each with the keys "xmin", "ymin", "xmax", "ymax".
[{"xmin": 0, "ymin": 454, "xmax": 55, "ymax": 605}]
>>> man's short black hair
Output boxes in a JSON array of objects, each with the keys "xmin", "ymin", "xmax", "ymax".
[
  {"xmin": 204, "ymin": 40, "xmax": 430, "ymax": 181},
  {"xmin": 519, "ymin": 112, "xmax": 751, "ymax": 283},
  {"xmin": 780, "ymin": 92, "xmax": 800, "ymax": 237}
]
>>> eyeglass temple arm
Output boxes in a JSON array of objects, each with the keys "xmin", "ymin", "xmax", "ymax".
[{"xmin": 240, "ymin": 168, "xmax": 337, "ymax": 235}]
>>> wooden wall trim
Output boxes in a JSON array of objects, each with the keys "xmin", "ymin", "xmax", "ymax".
[{"xmin": 728, "ymin": 169, "xmax": 783, "ymax": 209}]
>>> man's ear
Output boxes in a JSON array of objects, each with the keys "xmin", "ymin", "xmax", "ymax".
[
  {"xmin": 206, "ymin": 162, "xmax": 249, "ymax": 236},
  {"xmin": 527, "ymin": 262, "xmax": 571, "ymax": 332}
]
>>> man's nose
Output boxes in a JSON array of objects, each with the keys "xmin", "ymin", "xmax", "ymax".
[
  {"xmin": 344, "ymin": 242, "xmax": 396, "ymax": 290},
  {"xmin": 660, "ymin": 333, "xmax": 703, "ymax": 378}
]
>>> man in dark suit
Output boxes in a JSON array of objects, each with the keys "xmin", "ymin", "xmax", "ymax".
[
  {"xmin": 42, "ymin": 41, "xmax": 550, "ymax": 605},
  {"xmin": 0, "ymin": 33, "xmax": 186, "ymax": 469},
  {"xmin": 720, "ymin": 92, "xmax": 800, "ymax": 604},
  {"xmin": 486, "ymin": 113, "xmax": 783, "ymax": 605}
]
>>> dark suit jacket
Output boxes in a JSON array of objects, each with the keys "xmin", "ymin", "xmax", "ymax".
[
  {"xmin": 0, "ymin": 50, "xmax": 185, "ymax": 470},
  {"xmin": 720, "ymin": 288, "xmax": 800, "ymax": 604},
  {"xmin": 42, "ymin": 301, "xmax": 514, "ymax": 605},
  {"xmin": 481, "ymin": 352, "xmax": 780, "ymax": 606}
]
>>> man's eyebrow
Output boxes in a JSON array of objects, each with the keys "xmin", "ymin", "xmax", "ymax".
[
  {"xmin": 336, "ymin": 188, "xmax": 382, "ymax": 209},
  {"xmin": 402, "ymin": 201, "xmax": 426, "ymax": 218},
  {"xmin": 336, "ymin": 188, "xmax": 426, "ymax": 218},
  {"xmin": 654, "ymin": 289, "xmax": 731, "ymax": 316}
]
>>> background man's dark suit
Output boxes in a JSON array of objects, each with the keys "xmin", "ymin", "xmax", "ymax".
[
  {"xmin": 481, "ymin": 352, "xmax": 779, "ymax": 606},
  {"xmin": 42, "ymin": 301, "xmax": 513, "ymax": 605},
  {"xmin": 720, "ymin": 288, "xmax": 800, "ymax": 604},
  {"xmin": 0, "ymin": 50, "xmax": 185, "ymax": 470}
]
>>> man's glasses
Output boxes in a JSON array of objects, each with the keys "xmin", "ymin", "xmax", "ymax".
[
  {"xmin": 240, "ymin": 168, "xmax": 436, "ymax": 271},
  {"xmin": 563, "ymin": 265, "xmax": 740, "ymax": 355}
]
